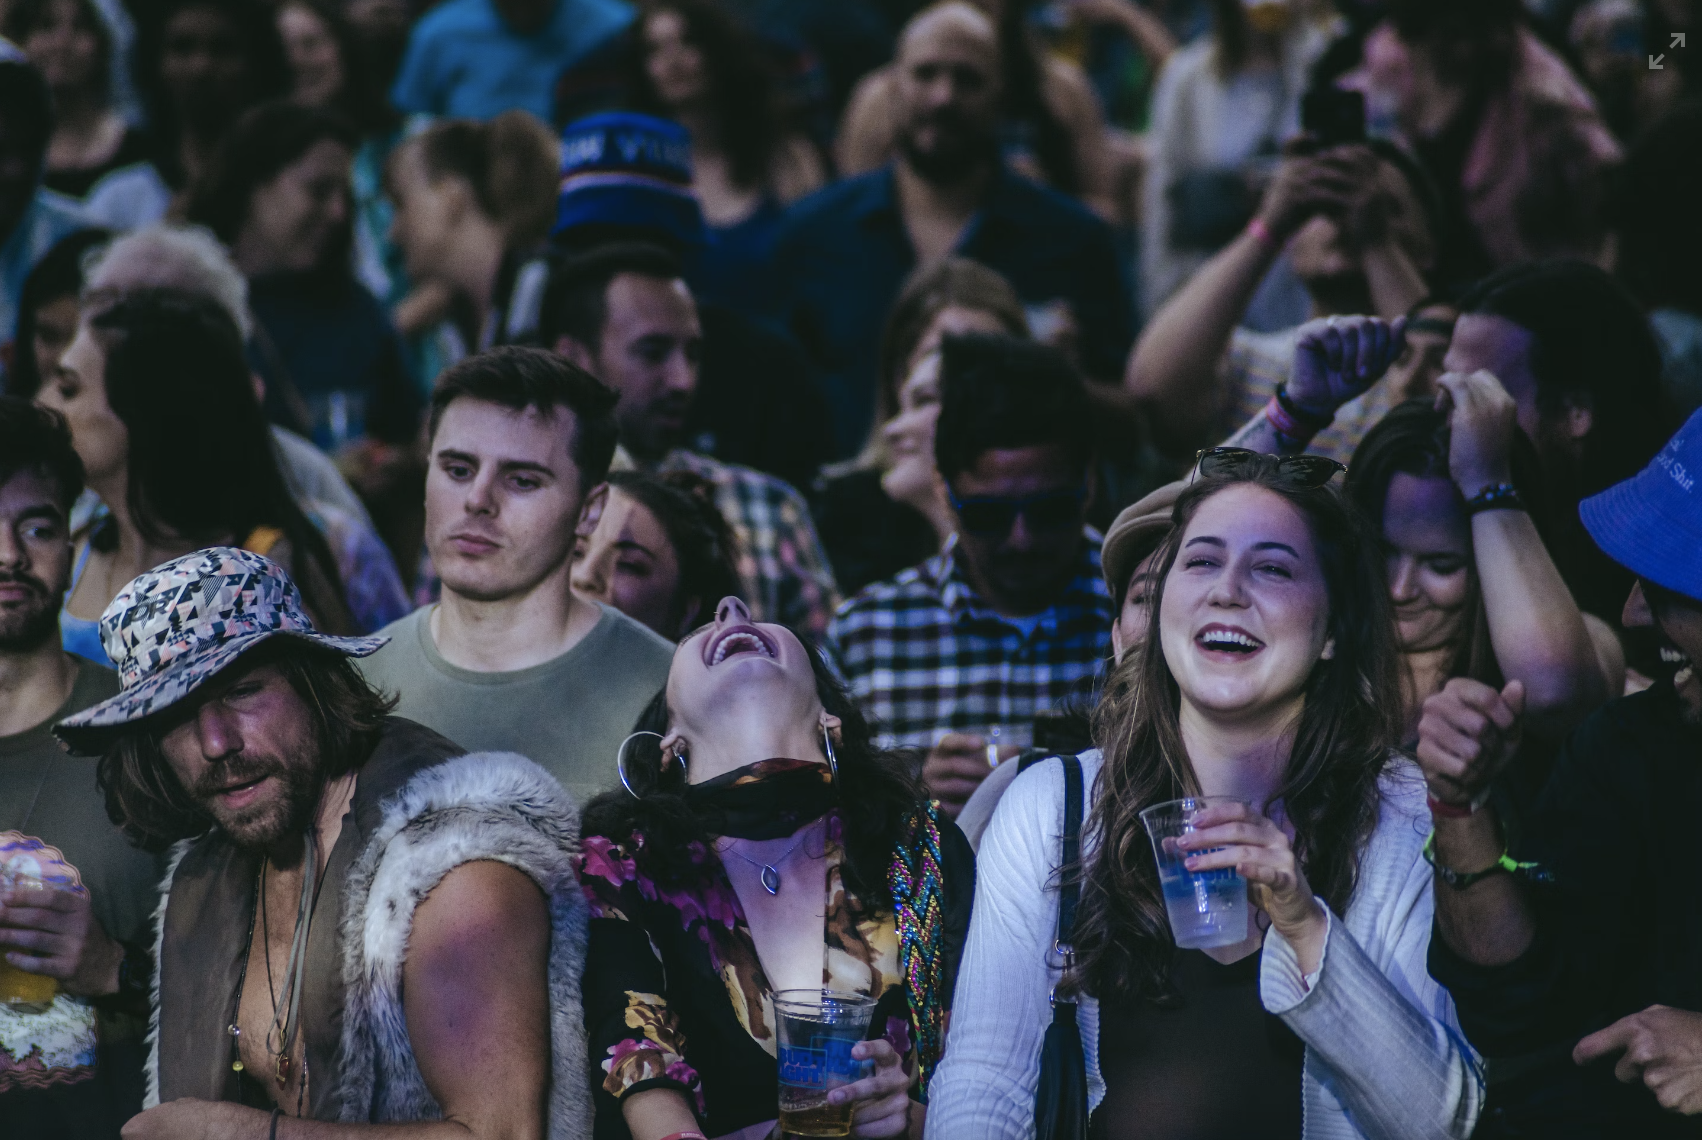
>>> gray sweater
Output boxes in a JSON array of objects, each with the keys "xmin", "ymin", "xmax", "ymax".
[{"xmin": 926, "ymin": 750, "xmax": 1484, "ymax": 1139}]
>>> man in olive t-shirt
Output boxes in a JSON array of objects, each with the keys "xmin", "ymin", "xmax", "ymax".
[
  {"xmin": 1, "ymin": 400, "xmax": 162, "ymax": 1139},
  {"xmin": 358, "ymin": 348, "xmax": 675, "ymax": 805}
]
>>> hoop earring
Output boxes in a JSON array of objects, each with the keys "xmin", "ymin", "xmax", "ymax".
[
  {"xmin": 821, "ymin": 724, "xmax": 839, "ymax": 791},
  {"xmin": 616, "ymin": 731, "xmax": 666, "ymax": 799}
]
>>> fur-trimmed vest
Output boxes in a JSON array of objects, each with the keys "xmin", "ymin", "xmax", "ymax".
[{"xmin": 145, "ymin": 719, "xmax": 591, "ymax": 1139}]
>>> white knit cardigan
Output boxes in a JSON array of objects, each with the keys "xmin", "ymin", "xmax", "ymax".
[{"xmin": 925, "ymin": 750, "xmax": 1485, "ymax": 1139}]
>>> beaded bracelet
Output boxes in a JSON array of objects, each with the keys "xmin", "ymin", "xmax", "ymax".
[{"xmin": 1466, "ymin": 482, "xmax": 1524, "ymax": 515}]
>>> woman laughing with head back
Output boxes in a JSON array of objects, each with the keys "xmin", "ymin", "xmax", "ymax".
[{"xmin": 577, "ymin": 597, "xmax": 973, "ymax": 1140}]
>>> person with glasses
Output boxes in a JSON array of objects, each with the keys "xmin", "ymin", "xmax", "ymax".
[
  {"xmin": 826, "ymin": 334, "xmax": 1111, "ymax": 819},
  {"xmin": 928, "ymin": 446, "xmax": 1484, "ymax": 1139}
]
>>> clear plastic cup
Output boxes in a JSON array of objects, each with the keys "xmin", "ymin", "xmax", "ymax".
[
  {"xmin": 773, "ymin": 989, "xmax": 876, "ymax": 1137},
  {"xmin": 0, "ymin": 867, "xmax": 58, "ymax": 1011},
  {"xmin": 1139, "ymin": 796, "xmax": 1251, "ymax": 949}
]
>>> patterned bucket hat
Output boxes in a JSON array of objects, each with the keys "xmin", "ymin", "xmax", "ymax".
[{"xmin": 56, "ymin": 547, "xmax": 387, "ymax": 743}]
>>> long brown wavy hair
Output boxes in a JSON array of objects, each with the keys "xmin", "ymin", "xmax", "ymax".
[{"xmin": 1075, "ymin": 464, "xmax": 1404, "ymax": 1004}]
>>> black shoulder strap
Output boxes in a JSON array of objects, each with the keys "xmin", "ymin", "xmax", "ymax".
[{"xmin": 1055, "ymin": 754, "xmax": 1084, "ymax": 950}]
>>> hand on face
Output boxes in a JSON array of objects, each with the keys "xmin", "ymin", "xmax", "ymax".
[
  {"xmin": 1434, "ymin": 369, "xmax": 1518, "ymax": 498},
  {"xmin": 1158, "ymin": 484, "xmax": 1332, "ymax": 725},
  {"xmin": 1414, "ymin": 677, "xmax": 1525, "ymax": 809},
  {"xmin": 1288, "ymin": 314, "xmax": 1407, "ymax": 416},
  {"xmin": 0, "ymin": 883, "xmax": 123, "ymax": 997},
  {"xmin": 1574, "ymin": 1005, "xmax": 1702, "ymax": 1115},
  {"xmin": 1178, "ymin": 800, "xmax": 1324, "ymax": 949}
]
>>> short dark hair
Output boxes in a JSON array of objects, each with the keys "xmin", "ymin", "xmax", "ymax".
[
  {"xmin": 94, "ymin": 639, "xmax": 395, "ymax": 852},
  {"xmin": 1458, "ymin": 260, "xmax": 1675, "ymax": 488},
  {"xmin": 0, "ymin": 396, "xmax": 85, "ymax": 513},
  {"xmin": 933, "ymin": 334, "xmax": 1093, "ymax": 484},
  {"xmin": 1386, "ymin": 0, "xmax": 1522, "ymax": 88},
  {"xmin": 429, "ymin": 345, "xmax": 621, "ymax": 487},
  {"xmin": 185, "ymin": 100, "xmax": 358, "ymax": 276},
  {"xmin": 7, "ymin": 227, "xmax": 110, "ymax": 399},
  {"xmin": 538, "ymin": 242, "xmax": 685, "ymax": 353},
  {"xmin": 606, "ymin": 470, "xmax": 740, "ymax": 635},
  {"xmin": 876, "ymin": 258, "xmax": 1029, "ymax": 425}
]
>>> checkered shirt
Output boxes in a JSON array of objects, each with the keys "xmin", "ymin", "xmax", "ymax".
[
  {"xmin": 658, "ymin": 449, "xmax": 841, "ymax": 640},
  {"xmin": 1224, "ymin": 326, "xmax": 1406, "ymax": 466},
  {"xmin": 825, "ymin": 530, "xmax": 1114, "ymax": 750}
]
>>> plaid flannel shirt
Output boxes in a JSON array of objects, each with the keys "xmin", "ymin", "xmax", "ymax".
[
  {"xmin": 658, "ymin": 449, "xmax": 840, "ymax": 640},
  {"xmin": 825, "ymin": 530, "xmax": 1114, "ymax": 750}
]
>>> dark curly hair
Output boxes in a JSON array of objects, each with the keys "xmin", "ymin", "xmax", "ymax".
[
  {"xmin": 1076, "ymin": 461, "xmax": 1403, "ymax": 1004},
  {"xmin": 628, "ymin": 0, "xmax": 787, "ymax": 193},
  {"xmin": 581, "ymin": 635, "xmax": 925, "ymax": 912},
  {"xmin": 90, "ymin": 639, "xmax": 395, "ymax": 851}
]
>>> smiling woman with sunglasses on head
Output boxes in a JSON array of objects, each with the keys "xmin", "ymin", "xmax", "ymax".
[
  {"xmin": 576, "ymin": 597, "xmax": 974, "ymax": 1140},
  {"xmin": 929, "ymin": 452, "xmax": 1484, "ymax": 1139}
]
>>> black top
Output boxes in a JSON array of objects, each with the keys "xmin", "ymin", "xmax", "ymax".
[
  {"xmin": 579, "ymin": 811, "xmax": 975, "ymax": 1139},
  {"xmin": 42, "ymin": 128, "xmax": 154, "ymax": 200},
  {"xmin": 1430, "ymin": 680, "xmax": 1702, "ymax": 1137},
  {"xmin": 1090, "ymin": 948, "xmax": 1304, "ymax": 1140}
]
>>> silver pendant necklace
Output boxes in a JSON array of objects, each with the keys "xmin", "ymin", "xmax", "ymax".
[{"xmin": 720, "ymin": 831, "xmax": 811, "ymax": 895}]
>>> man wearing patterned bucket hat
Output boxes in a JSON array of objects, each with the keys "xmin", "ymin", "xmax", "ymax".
[
  {"xmin": 1419, "ymin": 406, "xmax": 1702, "ymax": 1133},
  {"xmin": 53, "ymin": 548, "xmax": 593, "ymax": 1140}
]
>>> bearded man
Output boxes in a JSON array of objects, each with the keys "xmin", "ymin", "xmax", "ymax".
[
  {"xmin": 768, "ymin": 0, "xmax": 1132, "ymax": 459},
  {"xmin": 54, "ymin": 548, "xmax": 590, "ymax": 1140}
]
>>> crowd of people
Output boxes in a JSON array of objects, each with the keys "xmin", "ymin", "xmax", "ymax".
[{"xmin": 3, "ymin": 0, "xmax": 1702, "ymax": 1138}]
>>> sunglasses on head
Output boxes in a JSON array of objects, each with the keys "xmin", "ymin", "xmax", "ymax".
[
  {"xmin": 1194, "ymin": 447, "xmax": 1346, "ymax": 488},
  {"xmin": 947, "ymin": 485, "xmax": 1088, "ymax": 537}
]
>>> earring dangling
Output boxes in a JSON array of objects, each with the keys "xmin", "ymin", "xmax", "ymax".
[
  {"xmin": 616, "ymin": 731, "xmax": 665, "ymax": 799},
  {"xmin": 821, "ymin": 724, "xmax": 839, "ymax": 791}
]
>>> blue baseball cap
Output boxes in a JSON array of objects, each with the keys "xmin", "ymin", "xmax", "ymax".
[
  {"xmin": 553, "ymin": 112, "xmax": 704, "ymax": 247},
  {"xmin": 1580, "ymin": 404, "xmax": 1702, "ymax": 604}
]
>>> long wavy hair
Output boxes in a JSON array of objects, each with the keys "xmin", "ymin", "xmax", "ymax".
[
  {"xmin": 1075, "ymin": 465, "xmax": 1403, "ymax": 1004},
  {"xmin": 94, "ymin": 639, "xmax": 394, "ymax": 851},
  {"xmin": 580, "ymin": 635, "xmax": 925, "ymax": 912},
  {"xmin": 627, "ymin": 0, "xmax": 785, "ymax": 193}
]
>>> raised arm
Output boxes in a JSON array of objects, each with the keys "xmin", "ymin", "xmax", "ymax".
[
  {"xmin": 1125, "ymin": 152, "xmax": 1360, "ymax": 446},
  {"xmin": 123, "ymin": 860, "xmax": 553, "ymax": 1140},
  {"xmin": 1223, "ymin": 314, "xmax": 1406, "ymax": 455},
  {"xmin": 1437, "ymin": 371, "xmax": 1619, "ymax": 729}
]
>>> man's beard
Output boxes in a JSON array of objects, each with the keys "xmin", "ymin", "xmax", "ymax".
[
  {"xmin": 623, "ymin": 392, "xmax": 693, "ymax": 463},
  {"xmin": 186, "ymin": 743, "xmax": 327, "ymax": 851},
  {"xmin": 897, "ymin": 112, "xmax": 998, "ymax": 188},
  {"xmin": 0, "ymin": 570, "xmax": 64, "ymax": 653}
]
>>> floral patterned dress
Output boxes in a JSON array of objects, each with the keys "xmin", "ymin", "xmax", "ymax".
[{"xmin": 578, "ymin": 811, "xmax": 973, "ymax": 1139}]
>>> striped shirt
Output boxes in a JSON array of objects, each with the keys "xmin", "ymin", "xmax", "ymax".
[{"xmin": 825, "ymin": 531, "xmax": 1113, "ymax": 749}]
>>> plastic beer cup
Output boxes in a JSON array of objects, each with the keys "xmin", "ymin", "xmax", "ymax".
[
  {"xmin": 774, "ymin": 989, "xmax": 877, "ymax": 1137},
  {"xmin": 1140, "ymin": 796, "xmax": 1251, "ymax": 949},
  {"xmin": 0, "ymin": 869, "xmax": 58, "ymax": 1012}
]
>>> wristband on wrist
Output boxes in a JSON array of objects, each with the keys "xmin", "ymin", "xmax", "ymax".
[
  {"xmin": 1247, "ymin": 216, "xmax": 1276, "ymax": 247},
  {"xmin": 1262, "ymin": 394, "xmax": 1314, "ymax": 442},
  {"xmin": 1426, "ymin": 794, "xmax": 1477, "ymax": 819},
  {"xmin": 1465, "ymin": 482, "xmax": 1524, "ymax": 516},
  {"xmin": 1420, "ymin": 831, "xmax": 1543, "ymax": 891},
  {"xmin": 269, "ymin": 1108, "xmax": 284, "ymax": 1140}
]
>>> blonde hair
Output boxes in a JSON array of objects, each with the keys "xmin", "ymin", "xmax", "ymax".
[{"xmin": 398, "ymin": 110, "xmax": 562, "ymax": 251}]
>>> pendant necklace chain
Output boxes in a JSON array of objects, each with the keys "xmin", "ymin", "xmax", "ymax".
[{"xmin": 720, "ymin": 829, "xmax": 814, "ymax": 895}]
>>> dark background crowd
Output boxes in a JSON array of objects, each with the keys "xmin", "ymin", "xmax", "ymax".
[{"xmin": 5, "ymin": 0, "xmax": 1702, "ymax": 1136}]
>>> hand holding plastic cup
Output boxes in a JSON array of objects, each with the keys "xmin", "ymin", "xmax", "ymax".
[
  {"xmin": 774, "ymin": 989, "xmax": 877, "ymax": 1137},
  {"xmin": 1140, "ymin": 796, "xmax": 1251, "ymax": 949}
]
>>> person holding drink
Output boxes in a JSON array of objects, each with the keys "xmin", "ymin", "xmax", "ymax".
[
  {"xmin": 578, "ymin": 596, "xmax": 974, "ymax": 1139},
  {"xmin": 928, "ymin": 448, "xmax": 1485, "ymax": 1138}
]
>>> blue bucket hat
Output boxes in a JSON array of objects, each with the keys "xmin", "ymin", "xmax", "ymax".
[
  {"xmin": 553, "ymin": 112, "xmax": 704, "ymax": 247},
  {"xmin": 1580, "ymin": 404, "xmax": 1702, "ymax": 605}
]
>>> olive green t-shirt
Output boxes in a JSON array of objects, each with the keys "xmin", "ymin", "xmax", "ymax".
[
  {"xmin": 0, "ymin": 658, "xmax": 162, "ymax": 949},
  {"xmin": 356, "ymin": 603, "xmax": 674, "ymax": 807}
]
